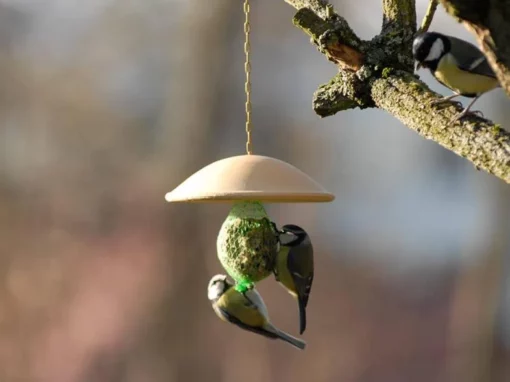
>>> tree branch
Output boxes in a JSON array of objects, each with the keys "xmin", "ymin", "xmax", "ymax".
[
  {"xmin": 285, "ymin": 0, "xmax": 330, "ymax": 17},
  {"xmin": 284, "ymin": 0, "xmax": 510, "ymax": 184},
  {"xmin": 292, "ymin": 7, "xmax": 363, "ymax": 71},
  {"xmin": 439, "ymin": 0, "xmax": 510, "ymax": 97},
  {"xmin": 381, "ymin": 0, "xmax": 416, "ymax": 69},
  {"xmin": 291, "ymin": 6, "xmax": 367, "ymax": 111},
  {"xmin": 313, "ymin": 71, "xmax": 373, "ymax": 115},
  {"xmin": 382, "ymin": 0, "xmax": 417, "ymax": 34},
  {"xmin": 418, "ymin": 0, "xmax": 439, "ymax": 33},
  {"xmin": 371, "ymin": 72, "xmax": 510, "ymax": 181}
]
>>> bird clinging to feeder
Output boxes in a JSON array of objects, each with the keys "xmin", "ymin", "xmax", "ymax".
[
  {"xmin": 207, "ymin": 274, "xmax": 307, "ymax": 350},
  {"xmin": 273, "ymin": 224, "xmax": 314, "ymax": 335}
]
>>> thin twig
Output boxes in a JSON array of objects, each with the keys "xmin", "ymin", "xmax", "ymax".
[{"xmin": 418, "ymin": 0, "xmax": 438, "ymax": 34}]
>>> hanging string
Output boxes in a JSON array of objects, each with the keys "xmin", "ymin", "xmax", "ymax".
[{"xmin": 243, "ymin": 0, "xmax": 252, "ymax": 155}]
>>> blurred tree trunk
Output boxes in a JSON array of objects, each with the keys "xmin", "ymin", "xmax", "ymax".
[
  {"xmin": 120, "ymin": 1, "xmax": 240, "ymax": 381},
  {"xmin": 0, "ymin": 1, "xmax": 239, "ymax": 381}
]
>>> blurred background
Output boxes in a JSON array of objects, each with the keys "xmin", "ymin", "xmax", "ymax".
[{"xmin": 0, "ymin": 0, "xmax": 509, "ymax": 381}]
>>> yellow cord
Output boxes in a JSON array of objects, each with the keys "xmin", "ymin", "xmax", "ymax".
[{"xmin": 243, "ymin": 0, "xmax": 252, "ymax": 155}]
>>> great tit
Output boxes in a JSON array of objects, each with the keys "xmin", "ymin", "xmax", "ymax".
[
  {"xmin": 412, "ymin": 31, "xmax": 500, "ymax": 123},
  {"xmin": 273, "ymin": 224, "xmax": 314, "ymax": 335},
  {"xmin": 207, "ymin": 274, "xmax": 306, "ymax": 350}
]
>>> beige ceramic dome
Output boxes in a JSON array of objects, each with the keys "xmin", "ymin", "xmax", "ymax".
[{"xmin": 164, "ymin": 154, "xmax": 335, "ymax": 203}]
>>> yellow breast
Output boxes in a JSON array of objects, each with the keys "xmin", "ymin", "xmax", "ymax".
[
  {"xmin": 435, "ymin": 55, "xmax": 499, "ymax": 95},
  {"xmin": 276, "ymin": 246, "xmax": 297, "ymax": 297}
]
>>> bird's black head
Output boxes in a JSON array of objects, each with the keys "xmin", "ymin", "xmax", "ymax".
[
  {"xmin": 282, "ymin": 224, "xmax": 308, "ymax": 245},
  {"xmin": 413, "ymin": 32, "xmax": 450, "ymax": 72},
  {"xmin": 282, "ymin": 224, "xmax": 306, "ymax": 235}
]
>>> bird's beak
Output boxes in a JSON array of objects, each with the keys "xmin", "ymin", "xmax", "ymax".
[{"xmin": 414, "ymin": 61, "xmax": 422, "ymax": 72}]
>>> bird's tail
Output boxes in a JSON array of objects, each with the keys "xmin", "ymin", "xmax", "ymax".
[
  {"xmin": 269, "ymin": 325, "xmax": 306, "ymax": 350},
  {"xmin": 298, "ymin": 298, "xmax": 307, "ymax": 335}
]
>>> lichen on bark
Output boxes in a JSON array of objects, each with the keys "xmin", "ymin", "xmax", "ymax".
[
  {"xmin": 382, "ymin": 0, "xmax": 417, "ymax": 34},
  {"xmin": 313, "ymin": 71, "xmax": 373, "ymax": 115},
  {"xmin": 371, "ymin": 72, "xmax": 510, "ymax": 181}
]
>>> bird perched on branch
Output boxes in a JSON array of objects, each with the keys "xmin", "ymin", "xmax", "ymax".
[
  {"xmin": 272, "ymin": 224, "xmax": 314, "ymax": 335},
  {"xmin": 207, "ymin": 274, "xmax": 306, "ymax": 350},
  {"xmin": 413, "ymin": 31, "xmax": 500, "ymax": 124}
]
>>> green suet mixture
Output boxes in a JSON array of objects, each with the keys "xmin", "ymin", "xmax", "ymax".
[{"xmin": 217, "ymin": 201, "xmax": 278, "ymax": 291}]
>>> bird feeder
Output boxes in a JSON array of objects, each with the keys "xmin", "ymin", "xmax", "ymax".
[{"xmin": 164, "ymin": 0, "xmax": 335, "ymax": 292}]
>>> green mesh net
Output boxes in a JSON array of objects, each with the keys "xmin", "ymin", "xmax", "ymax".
[{"xmin": 217, "ymin": 201, "xmax": 278, "ymax": 291}]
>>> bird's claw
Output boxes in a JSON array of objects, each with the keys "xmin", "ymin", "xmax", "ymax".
[
  {"xmin": 429, "ymin": 98, "xmax": 463, "ymax": 109},
  {"xmin": 448, "ymin": 109, "xmax": 484, "ymax": 126},
  {"xmin": 270, "ymin": 221, "xmax": 284, "ymax": 236},
  {"xmin": 429, "ymin": 98, "xmax": 446, "ymax": 106},
  {"xmin": 468, "ymin": 110, "xmax": 484, "ymax": 118},
  {"xmin": 447, "ymin": 111, "xmax": 466, "ymax": 126}
]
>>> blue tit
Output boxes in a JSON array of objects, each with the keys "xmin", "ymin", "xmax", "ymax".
[
  {"xmin": 207, "ymin": 274, "xmax": 306, "ymax": 350},
  {"xmin": 412, "ymin": 31, "xmax": 500, "ymax": 123},
  {"xmin": 273, "ymin": 224, "xmax": 314, "ymax": 335}
]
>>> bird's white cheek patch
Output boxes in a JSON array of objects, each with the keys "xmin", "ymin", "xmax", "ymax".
[
  {"xmin": 425, "ymin": 39, "xmax": 444, "ymax": 62},
  {"xmin": 208, "ymin": 284, "xmax": 223, "ymax": 300}
]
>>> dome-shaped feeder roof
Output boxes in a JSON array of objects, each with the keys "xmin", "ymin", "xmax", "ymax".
[{"xmin": 164, "ymin": 154, "xmax": 335, "ymax": 203}]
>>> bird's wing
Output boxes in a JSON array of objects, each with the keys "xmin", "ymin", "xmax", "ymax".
[
  {"xmin": 448, "ymin": 36, "xmax": 496, "ymax": 78},
  {"xmin": 217, "ymin": 288, "xmax": 268, "ymax": 327},
  {"xmin": 287, "ymin": 239, "xmax": 314, "ymax": 307},
  {"xmin": 214, "ymin": 292, "xmax": 278, "ymax": 339},
  {"xmin": 215, "ymin": 305, "xmax": 278, "ymax": 339},
  {"xmin": 244, "ymin": 288, "xmax": 270, "ymax": 319}
]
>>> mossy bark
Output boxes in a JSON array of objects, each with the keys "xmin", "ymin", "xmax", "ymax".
[
  {"xmin": 382, "ymin": 0, "xmax": 417, "ymax": 34},
  {"xmin": 284, "ymin": 0, "xmax": 510, "ymax": 184},
  {"xmin": 371, "ymin": 72, "xmax": 510, "ymax": 181},
  {"xmin": 313, "ymin": 71, "xmax": 373, "ymax": 115}
]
